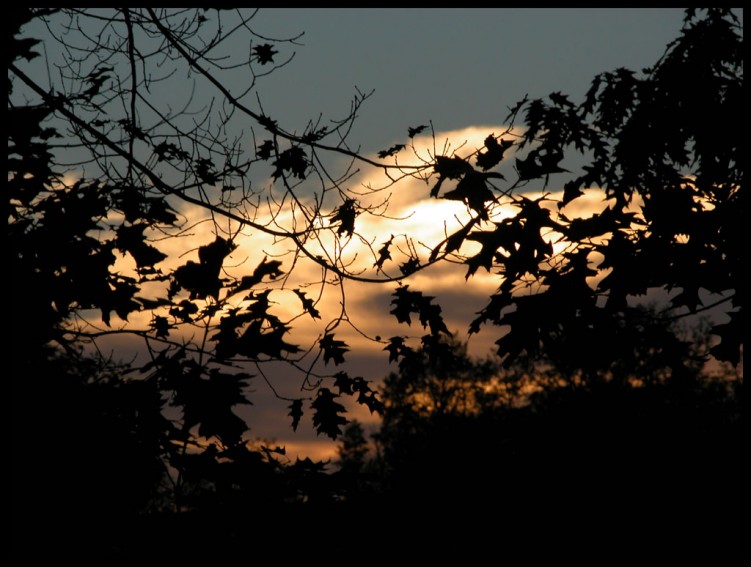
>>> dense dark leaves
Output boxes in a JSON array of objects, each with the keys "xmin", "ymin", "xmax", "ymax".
[
  {"xmin": 710, "ymin": 312, "xmax": 742, "ymax": 366},
  {"xmin": 469, "ymin": 9, "xmax": 743, "ymax": 367},
  {"xmin": 464, "ymin": 199, "xmax": 555, "ymax": 282}
]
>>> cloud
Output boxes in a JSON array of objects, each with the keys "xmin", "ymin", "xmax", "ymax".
[{"xmin": 72, "ymin": 124, "xmax": 631, "ymax": 459}]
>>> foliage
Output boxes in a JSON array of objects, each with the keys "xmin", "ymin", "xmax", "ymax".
[
  {"xmin": 6, "ymin": 8, "xmax": 743, "ymax": 552},
  {"xmin": 368, "ymin": 322, "xmax": 742, "ymax": 560}
]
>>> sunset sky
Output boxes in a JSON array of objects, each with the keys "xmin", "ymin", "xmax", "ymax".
[{"xmin": 22, "ymin": 8, "xmax": 721, "ymax": 460}]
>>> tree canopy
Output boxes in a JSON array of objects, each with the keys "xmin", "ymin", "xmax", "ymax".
[{"xmin": 7, "ymin": 8, "xmax": 743, "ymax": 559}]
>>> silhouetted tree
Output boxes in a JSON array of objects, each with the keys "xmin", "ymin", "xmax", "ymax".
[
  {"xmin": 336, "ymin": 420, "xmax": 369, "ymax": 475},
  {"xmin": 372, "ymin": 314, "xmax": 741, "ymax": 560}
]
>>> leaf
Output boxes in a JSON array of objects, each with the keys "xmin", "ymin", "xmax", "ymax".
[
  {"xmin": 430, "ymin": 155, "xmax": 474, "ymax": 198},
  {"xmin": 442, "ymin": 169, "xmax": 496, "ymax": 219},
  {"xmin": 408, "ymin": 125, "xmax": 428, "ymax": 138},
  {"xmin": 115, "ymin": 224, "xmax": 167, "ymax": 268},
  {"xmin": 356, "ymin": 389, "xmax": 384, "ymax": 415},
  {"xmin": 389, "ymin": 286, "xmax": 448, "ymax": 336},
  {"xmin": 320, "ymin": 333, "xmax": 349, "ymax": 365},
  {"xmin": 288, "ymin": 399, "xmax": 303, "ymax": 432},
  {"xmin": 253, "ymin": 43, "xmax": 278, "ymax": 65},
  {"xmin": 515, "ymin": 148, "xmax": 569, "ymax": 180},
  {"xmin": 374, "ymin": 236, "xmax": 394, "ymax": 270},
  {"xmin": 258, "ymin": 114, "xmax": 278, "ymax": 131},
  {"xmin": 311, "ymin": 388, "xmax": 348, "ymax": 439},
  {"xmin": 272, "ymin": 146, "xmax": 308, "ymax": 180},
  {"xmin": 174, "ymin": 369, "xmax": 252, "ymax": 444},
  {"xmin": 430, "ymin": 223, "xmax": 473, "ymax": 263},
  {"xmin": 294, "ymin": 289, "xmax": 320, "ymax": 319},
  {"xmin": 151, "ymin": 315, "xmax": 171, "ymax": 338},
  {"xmin": 169, "ymin": 299, "xmax": 199, "ymax": 323},
  {"xmin": 173, "ymin": 237, "xmax": 236, "ymax": 300},
  {"xmin": 476, "ymin": 135, "xmax": 513, "ymax": 171},
  {"xmin": 464, "ymin": 222, "xmax": 517, "ymax": 278},
  {"xmin": 399, "ymin": 257, "xmax": 420, "ymax": 276},
  {"xmin": 233, "ymin": 257, "xmax": 285, "ymax": 295},
  {"xmin": 331, "ymin": 198, "xmax": 357, "ymax": 237},
  {"xmin": 549, "ymin": 91, "xmax": 574, "ymax": 107},
  {"xmin": 256, "ymin": 140, "xmax": 274, "ymax": 160},
  {"xmin": 334, "ymin": 372, "xmax": 355, "ymax": 395},
  {"xmin": 301, "ymin": 126, "xmax": 328, "ymax": 143},
  {"xmin": 377, "ymin": 144, "xmax": 406, "ymax": 159},
  {"xmin": 384, "ymin": 336, "xmax": 406, "ymax": 363},
  {"xmin": 236, "ymin": 320, "xmax": 301, "ymax": 360}
]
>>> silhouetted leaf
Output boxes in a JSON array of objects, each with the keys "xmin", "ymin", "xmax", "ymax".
[
  {"xmin": 375, "ymin": 236, "xmax": 394, "ymax": 270},
  {"xmin": 384, "ymin": 336, "xmax": 407, "ymax": 363},
  {"xmin": 311, "ymin": 388, "xmax": 348, "ymax": 439},
  {"xmin": 257, "ymin": 139, "xmax": 274, "ymax": 160},
  {"xmin": 334, "ymin": 372, "xmax": 355, "ymax": 395},
  {"xmin": 378, "ymin": 144, "xmax": 405, "ymax": 159},
  {"xmin": 272, "ymin": 146, "xmax": 308, "ymax": 180},
  {"xmin": 232, "ymin": 257, "xmax": 285, "ymax": 296},
  {"xmin": 253, "ymin": 43, "xmax": 278, "ymax": 64},
  {"xmin": 151, "ymin": 315, "xmax": 172, "ymax": 338},
  {"xmin": 173, "ymin": 237, "xmax": 236, "ymax": 300},
  {"xmin": 549, "ymin": 91, "xmax": 574, "ymax": 107},
  {"xmin": 320, "ymin": 333, "xmax": 349, "ymax": 365},
  {"xmin": 408, "ymin": 125, "xmax": 428, "ymax": 138},
  {"xmin": 442, "ymin": 169, "xmax": 497, "ymax": 219},
  {"xmin": 174, "ymin": 369, "xmax": 252, "ymax": 444},
  {"xmin": 476, "ymin": 135, "xmax": 513, "ymax": 171},
  {"xmin": 331, "ymin": 198, "xmax": 357, "ymax": 237},
  {"xmin": 390, "ymin": 286, "xmax": 448, "ymax": 336},
  {"xmin": 430, "ymin": 156, "xmax": 473, "ymax": 197},
  {"xmin": 116, "ymin": 224, "xmax": 167, "ymax": 268},
  {"xmin": 399, "ymin": 257, "xmax": 419, "ymax": 276},
  {"xmin": 515, "ymin": 149, "xmax": 568, "ymax": 180},
  {"xmin": 294, "ymin": 289, "xmax": 320, "ymax": 319},
  {"xmin": 170, "ymin": 299, "xmax": 199, "ymax": 323},
  {"xmin": 288, "ymin": 399, "xmax": 303, "ymax": 432}
]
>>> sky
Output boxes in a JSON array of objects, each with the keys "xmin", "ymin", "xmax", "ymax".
[
  {"xmin": 19, "ymin": 8, "xmax": 726, "ymax": 460},
  {"xmin": 236, "ymin": 9, "xmax": 689, "ymax": 152}
]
